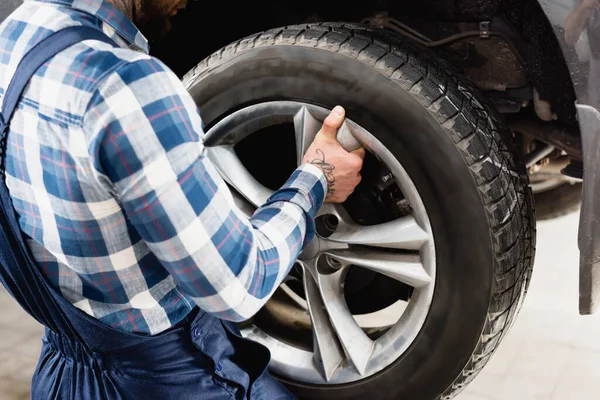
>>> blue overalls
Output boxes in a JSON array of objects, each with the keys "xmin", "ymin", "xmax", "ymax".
[{"xmin": 0, "ymin": 26, "xmax": 295, "ymax": 400}]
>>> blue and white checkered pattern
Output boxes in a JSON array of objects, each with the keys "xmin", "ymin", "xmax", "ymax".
[{"xmin": 0, "ymin": 0, "xmax": 327, "ymax": 334}]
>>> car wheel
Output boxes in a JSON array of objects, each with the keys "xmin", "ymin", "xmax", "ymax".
[{"xmin": 183, "ymin": 23, "xmax": 536, "ymax": 400}]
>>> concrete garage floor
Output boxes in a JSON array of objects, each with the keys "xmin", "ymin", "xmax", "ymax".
[
  {"xmin": 0, "ymin": 212, "xmax": 598, "ymax": 400},
  {"xmin": 461, "ymin": 211, "xmax": 600, "ymax": 400}
]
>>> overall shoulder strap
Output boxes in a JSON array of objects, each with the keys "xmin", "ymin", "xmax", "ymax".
[
  {"xmin": 0, "ymin": 25, "xmax": 116, "ymax": 136},
  {"xmin": 0, "ymin": 26, "xmax": 117, "ymax": 348}
]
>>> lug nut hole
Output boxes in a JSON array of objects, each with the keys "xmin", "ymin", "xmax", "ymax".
[{"xmin": 316, "ymin": 214, "xmax": 339, "ymax": 238}]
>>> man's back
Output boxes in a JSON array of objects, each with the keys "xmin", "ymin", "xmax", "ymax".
[
  {"xmin": 0, "ymin": 0, "xmax": 197, "ymax": 334},
  {"xmin": 0, "ymin": 0, "xmax": 335, "ymax": 338}
]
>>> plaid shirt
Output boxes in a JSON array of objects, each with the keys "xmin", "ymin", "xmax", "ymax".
[{"xmin": 0, "ymin": 0, "xmax": 326, "ymax": 334}]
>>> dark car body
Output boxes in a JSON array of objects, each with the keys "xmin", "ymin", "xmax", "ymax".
[
  {"xmin": 0, "ymin": 0, "xmax": 21, "ymax": 22},
  {"xmin": 1, "ymin": 0, "xmax": 599, "ymax": 313},
  {"xmin": 540, "ymin": 0, "xmax": 600, "ymax": 314}
]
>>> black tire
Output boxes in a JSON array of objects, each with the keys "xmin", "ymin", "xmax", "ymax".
[
  {"xmin": 534, "ymin": 182, "xmax": 581, "ymax": 221},
  {"xmin": 183, "ymin": 23, "xmax": 536, "ymax": 400}
]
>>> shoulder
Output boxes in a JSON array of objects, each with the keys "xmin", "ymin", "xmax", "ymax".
[
  {"xmin": 81, "ymin": 50, "xmax": 203, "ymax": 148},
  {"xmin": 71, "ymin": 44, "xmax": 195, "ymax": 132},
  {"xmin": 83, "ymin": 51, "xmax": 192, "ymax": 121},
  {"xmin": 32, "ymin": 43, "xmax": 166, "ymax": 128},
  {"xmin": 60, "ymin": 43, "xmax": 157, "ymax": 96}
]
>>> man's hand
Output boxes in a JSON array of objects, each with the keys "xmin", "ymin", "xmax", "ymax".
[{"xmin": 302, "ymin": 106, "xmax": 365, "ymax": 203}]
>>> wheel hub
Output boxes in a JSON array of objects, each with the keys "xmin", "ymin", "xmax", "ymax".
[
  {"xmin": 204, "ymin": 101, "xmax": 436, "ymax": 385},
  {"xmin": 298, "ymin": 236, "xmax": 321, "ymax": 260}
]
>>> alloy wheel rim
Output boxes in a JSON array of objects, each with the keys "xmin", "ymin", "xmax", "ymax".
[{"xmin": 204, "ymin": 101, "xmax": 436, "ymax": 385}]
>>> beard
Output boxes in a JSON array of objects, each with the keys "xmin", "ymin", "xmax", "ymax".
[{"xmin": 133, "ymin": 0, "xmax": 182, "ymax": 41}]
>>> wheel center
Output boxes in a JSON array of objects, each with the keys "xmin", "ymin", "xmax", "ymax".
[{"xmin": 299, "ymin": 237, "xmax": 321, "ymax": 260}]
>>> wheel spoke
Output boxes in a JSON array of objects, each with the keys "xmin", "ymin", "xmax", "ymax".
[
  {"xmin": 302, "ymin": 265, "xmax": 345, "ymax": 382},
  {"xmin": 328, "ymin": 215, "xmax": 430, "ymax": 250},
  {"xmin": 335, "ymin": 121, "xmax": 362, "ymax": 152},
  {"xmin": 203, "ymin": 102, "xmax": 292, "ymax": 147},
  {"xmin": 317, "ymin": 268, "xmax": 374, "ymax": 376},
  {"xmin": 324, "ymin": 248, "xmax": 431, "ymax": 288},
  {"xmin": 229, "ymin": 185, "xmax": 255, "ymax": 220},
  {"xmin": 207, "ymin": 146, "xmax": 273, "ymax": 207},
  {"xmin": 294, "ymin": 106, "xmax": 322, "ymax": 166}
]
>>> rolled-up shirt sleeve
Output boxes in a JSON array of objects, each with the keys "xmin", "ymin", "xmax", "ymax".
[{"xmin": 83, "ymin": 56, "xmax": 327, "ymax": 322}]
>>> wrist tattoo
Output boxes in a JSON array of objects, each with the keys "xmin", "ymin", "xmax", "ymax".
[{"xmin": 310, "ymin": 149, "xmax": 336, "ymax": 197}]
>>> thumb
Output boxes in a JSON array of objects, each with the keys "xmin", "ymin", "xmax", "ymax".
[{"xmin": 319, "ymin": 106, "xmax": 345, "ymax": 138}]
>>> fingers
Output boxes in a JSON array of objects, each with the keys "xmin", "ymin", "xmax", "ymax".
[{"xmin": 320, "ymin": 106, "xmax": 346, "ymax": 138}]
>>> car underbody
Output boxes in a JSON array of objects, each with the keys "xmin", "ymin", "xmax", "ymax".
[{"xmin": 155, "ymin": 0, "xmax": 581, "ymax": 149}]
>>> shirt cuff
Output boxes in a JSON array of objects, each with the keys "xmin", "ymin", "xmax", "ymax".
[{"xmin": 263, "ymin": 164, "xmax": 327, "ymax": 246}]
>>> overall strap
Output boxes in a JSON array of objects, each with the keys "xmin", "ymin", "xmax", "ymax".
[{"xmin": 0, "ymin": 26, "xmax": 123, "ymax": 351}]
